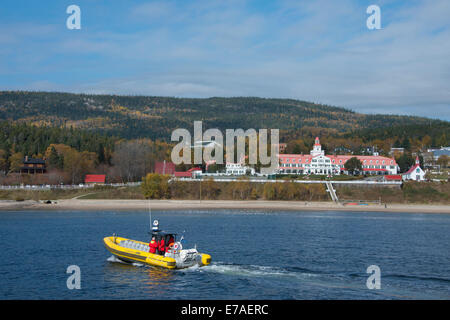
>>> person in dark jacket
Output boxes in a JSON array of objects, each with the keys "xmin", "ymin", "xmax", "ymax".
[{"xmin": 168, "ymin": 236, "xmax": 175, "ymax": 247}]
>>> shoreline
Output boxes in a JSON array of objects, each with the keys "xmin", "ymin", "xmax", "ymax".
[{"xmin": 0, "ymin": 199, "xmax": 449, "ymax": 214}]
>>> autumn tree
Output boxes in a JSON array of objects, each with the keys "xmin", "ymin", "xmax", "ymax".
[
  {"xmin": 8, "ymin": 152, "xmax": 23, "ymax": 173},
  {"xmin": 141, "ymin": 173, "xmax": 170, "ymax": 199}
]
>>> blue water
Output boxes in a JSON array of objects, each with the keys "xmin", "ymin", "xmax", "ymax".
[{"xmin": 0, "ymin": 210, "xmax": 449, "ymax": 300}]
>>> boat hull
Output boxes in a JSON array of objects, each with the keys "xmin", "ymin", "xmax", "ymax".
[
  {"xmin": 104, "ymin": 236, "xmax": 211, "ymax": 269},
  {"xmin": 104, "ymin": 236, "xmax": 177, "ymax": 269}
]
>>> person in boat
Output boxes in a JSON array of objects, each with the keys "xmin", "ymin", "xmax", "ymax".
[
  {"xmin": 158, "ymin": 237, "xmax": 165, "ymax": 255},
  {"xmin": 149, "ymin": 236, "xmax": 158, "ymax": 254},
  {"xmin": 167, "ymin": 235, "xmax": 175, "ymax": 250}
]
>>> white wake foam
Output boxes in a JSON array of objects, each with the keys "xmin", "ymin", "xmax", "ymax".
[
  {"xmin": 187, "ymin": 262, "xmax": 317, "ymax": 280},
  {"xmin": 106, "ymin": 255, "xmax": 144, "ymax": 267}
]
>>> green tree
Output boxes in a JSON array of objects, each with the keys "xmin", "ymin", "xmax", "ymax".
[
  {"xmin": 48, "ymin": 146, "xmax": 63, "ymax": 169},
  {"xmin": 97, "ymin": 143, "xmax": 105, "ymax": 164},
  {"xmin": 207, "ymin": 163, "xmax": 225, "ymax": 173},
  {"xmin": 401, "ymin": 137, "xmax": 411, "ymax": 151},
  {"xmin": 344, "ymin": 157, "xmax": 363, "ymax": 175},
  {"xmin": 396, "ymin": 154, "xmax": 414, "ymax": 173},
  {"xmin": 0, "ymin": 149, "xmax": 8, "ymax": 174}
]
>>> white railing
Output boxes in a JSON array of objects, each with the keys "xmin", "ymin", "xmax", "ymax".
[
  {"xmin": 0, "ymin": 181, "xmax": 142, "ymax": 190},
  {"xmin": 169, "ymin": 177, "xmax": 402, "ymax": 185}
]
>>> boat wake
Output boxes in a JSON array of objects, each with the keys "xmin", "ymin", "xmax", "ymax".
[
  {"xmin": 181, "ymin": 261, "xmax": 318, "ymax": 280},
  {"xmin": 107, "ymin": 255, "xmax": 144, "ymax": 267}
]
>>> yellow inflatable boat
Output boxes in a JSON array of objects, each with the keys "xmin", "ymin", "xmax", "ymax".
[{"xmin": 104, "ymin": 221, "xmax": 211, "ymax": 269}]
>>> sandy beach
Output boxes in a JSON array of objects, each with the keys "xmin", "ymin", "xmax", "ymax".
[{"xmin": 0, "ymin": 199, "xmax": 449, "ymax": 213}]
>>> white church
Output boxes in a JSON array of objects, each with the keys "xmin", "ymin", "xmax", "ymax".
[{"xmin": 402, "ymin": 157, "xmax": 426, "ymax": 181}]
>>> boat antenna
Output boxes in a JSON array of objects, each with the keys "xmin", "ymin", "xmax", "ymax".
[
  {"xmin": 180, "ymin": 230, "xmax": 186, "ymax": 242},
  {"xmin": 148, "ymin": 199, "xmax": 152, "ymax": 232}
]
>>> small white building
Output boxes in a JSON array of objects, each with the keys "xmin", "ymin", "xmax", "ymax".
[
  {"xmin": 225, "ymin": 163, "xmax": 255, "ymax": 176},
  {"xmin": 402, "ymin": 157, "xmax": 426, "ymax": 181}
]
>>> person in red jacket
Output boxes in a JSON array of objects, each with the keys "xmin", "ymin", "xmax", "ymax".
[
  {"xmin": 158, "ymin": 237, "xmax": 165, "ymax": 255},
  {"xmin": 149, "ymin": 237, "xmax": 158, "ymax": 254}
]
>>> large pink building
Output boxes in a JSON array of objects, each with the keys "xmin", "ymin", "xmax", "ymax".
[{"xmin": 278, "ymin": 137, "xmax": 398, "ymax": 175}]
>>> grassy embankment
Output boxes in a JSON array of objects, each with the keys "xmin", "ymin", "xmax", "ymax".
[
  {"xmin": 0, "ymin": 185, "xmax": 144, "ymax": 201},
  {"xmin": 337, "ymin": 181, "xmax": 449, "ymax": 204},
  {"xmin": 1, "ymin": 181, "xmax": 448, "ymax": 204}
]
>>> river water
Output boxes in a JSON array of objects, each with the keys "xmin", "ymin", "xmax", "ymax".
[{"xmin": 0, "ymin": 209, "xmax": 449, "ymax": 299}]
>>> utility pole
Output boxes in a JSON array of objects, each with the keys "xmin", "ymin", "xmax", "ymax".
[{"xmin": 199, "ymin": 179, "xmax": 202, "ymax": 203}]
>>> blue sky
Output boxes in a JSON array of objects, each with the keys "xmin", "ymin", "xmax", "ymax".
[{"xmin": 1, "ymin": 0, "xmax": 449, "ymax": 120}]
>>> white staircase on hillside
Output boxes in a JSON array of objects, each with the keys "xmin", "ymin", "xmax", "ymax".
[{"xmin": 326, "ymin": 181, "xmax": 339, "ymax": 202}]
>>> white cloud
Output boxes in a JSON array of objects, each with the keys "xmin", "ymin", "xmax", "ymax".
[{"xmin": 1, "ymin": 0, "xmax": 449, "ymax": 120}]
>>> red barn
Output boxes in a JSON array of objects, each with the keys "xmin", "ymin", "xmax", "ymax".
[{"xmin": 85, "ymin": 174, "xmax": 106, "ymax": 184}]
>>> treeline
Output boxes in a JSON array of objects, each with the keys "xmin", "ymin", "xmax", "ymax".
[
  {"xmin": 142, "ymin": 174, "xmax": 328, "ymax": 201},
  {"xmin": 343, "ymin": 122, "xmax": 449, "ymax": 150},
  {"xmin": 0, "ymin": 122, "xmax": 173, "ymax": 184},
  {"xmin": 1, "ymin": 91, "xmax": 443, "ymax": 140},
  {"xmin": 282, "ymin": 122, "xmax": 449, "ymax": 159},
  {"xmin": 0, "ymin": 121, "xmax": 116, "ymax": 162}
]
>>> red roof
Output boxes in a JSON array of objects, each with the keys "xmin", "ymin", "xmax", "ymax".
[
  {"xmin": 403, "ymin": 156, "xmax": 421, "ymax": 175},
  {"xmin": 174, "ymin": 171, "xmax": 192, "ymax": 177},
  {"xmin": 279, "ymin": 154, "xmax": 397, "ymax": 166},
  {"xmin": 384, "ymin": 175, "xmax": 402, "ymax": 181},
  {"xmin": 174, "ymin": 167, "xmax": 202, "ymax": 178},
  {"xmin": 403, "ymin": 164, "xmax": 420, "ymax": 175},
  {"xmin": 85, "ymin": 174, "xmax": 106, "ymax": 183}
]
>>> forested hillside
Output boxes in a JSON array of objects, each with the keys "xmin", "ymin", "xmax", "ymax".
[
  {"xmin": 1, "ymin": 91, "xmax": 446, "ymax": 140},
  {"xmin": 0, "ymin": 91, "xmax": 448, "ymax": 185}
]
